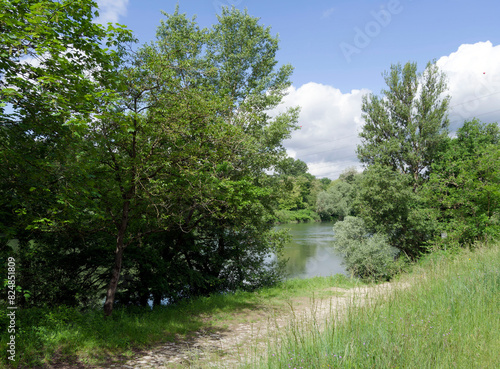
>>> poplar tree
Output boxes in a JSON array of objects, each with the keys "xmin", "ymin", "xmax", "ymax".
[{"xmin": 357, "ymin": 61, "xmax": 450, "ymax": 189}]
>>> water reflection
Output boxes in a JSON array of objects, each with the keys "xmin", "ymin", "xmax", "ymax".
[{"xmin": 275, "ymin": 222, "xmax": 346, "ymax": 279}]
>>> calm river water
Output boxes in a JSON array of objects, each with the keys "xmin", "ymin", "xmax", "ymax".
[{"xmin": 275, "ymin": 222, "xmax": 347, "ymax": 279}]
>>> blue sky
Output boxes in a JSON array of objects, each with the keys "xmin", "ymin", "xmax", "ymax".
[{"xmin": 96, "ymin": 0, "xmax": 500, "ymax": 179}]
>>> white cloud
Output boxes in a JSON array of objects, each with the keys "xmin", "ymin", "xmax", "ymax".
[
  {"xmin": 278, "ymin": 42, "xmax": 500, "ymax": 180},
  {"xmin": 277, "ymin": 83, "xmax": 370, "ymax": 179},
  {"xmin": 95, "ymin": 0, "xmax": 129, "ymax": 24},
  {"xmin": 436, "ymin": 41, "xmax": 500, "ymax": 131}
]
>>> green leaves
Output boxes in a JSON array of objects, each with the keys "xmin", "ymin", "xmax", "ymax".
[
  {"xmin": 332, "ymin": 216, "xmax": 400, "ymax": 280},
  {"xmin": 424, "ymin": 120, "xmax": 500, "ymax": 246},
  {"xmin": 1, "ymin": 0, "xmax": 134, "ymax": 126},
  {"xmin": 357, "ymin": 61, "xmax": 450, "ymax": 187},
  {"xmin": 353, "ymin": 61, "xmax": 453, "ymax": 257},
  {"xmin": 316, "ymin": 181, "xmax": 355, "ymax": 221},
  {"xmin": 1, "ymin": 3, "xmax": 298, "ymax": 314}
]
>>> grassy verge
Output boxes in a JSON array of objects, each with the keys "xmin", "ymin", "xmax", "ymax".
[
  {"xmin": 251, "ymin": 243, "xmax": 500, "ymax": 369},
  {"xmin": 0, "ymin": 274, "xmax": 361, "ymax": 368}
]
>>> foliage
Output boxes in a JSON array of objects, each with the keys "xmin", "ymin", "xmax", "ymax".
[
  {"xmin": 273, "ymin": 209, "xmax": 321, "ymax": 224},
  {"xmin": 315, "ymin": 167, "xmax": 361, "ymax": 221},
  {"xmin": 423, "ymin": 119, "xmax": 500, "ymax": 247},
  {"xmin": 338, "ymin": 166, "xmax": 359, "ymax": 184},
  {"xmin": 1, "ymin": 5, "xmax": 299, "ymax": 316},
  {"xmin": 357, "ymin": 61, "xmax": 450, "ymax": 188},
  {"xmin": 354, "ymin": 164, "xmax": 439, "ymax": 257},
  {"xmin": 273, "ymin": 157, "xmax": 325, "ymax": 218},
  {"xmin": 316, "ymin": 180, "xmax": 355, "ymax": 221},
  {"xmin": 7, "ymin": 235, "xmax": 112, "ymax": 308},
  {"xmin": 0, "ymin": 0, "xmax": 132, "ymax": 123},
  {"xmin": 332, "ymin": 216, "xmax": 401, "ymax": 280},
  {"xmin": 0, "ymin": 0, "xmax": 134, "ymax": 238},
  {"xmin": 319, "ymin": 177, "xmax": 332, "ymax": 187},
  {"xmin": 0, "ymin": 0, "xmax": 134, "ymax": 313},
  {"xmin": 277, "ymin": 174, "xmax": 312, "ymax": 211},
  {"xmin": 276, "ymin": 158, "xmax": 309, "ymax": 177}
]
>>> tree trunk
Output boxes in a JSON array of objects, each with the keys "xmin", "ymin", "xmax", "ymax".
[
  {"xmin": 103, "ymin": 200, "xmax": 130, "ymax": 316},
  {"xmin": 103, "ymin": 242, "xmax": 124, "ymax": 316}
]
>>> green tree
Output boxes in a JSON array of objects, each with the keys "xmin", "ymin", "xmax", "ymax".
[
  {"xmin": 0, "ymin": 0, "xmax": 133, "ymax": 308},
  {"xmin": 354, "ymin": 165, "xmax": 438, "ymax": 256},
  {"xmin": 1, "ymin": 5, "xmax": 298, "ymax": 315},
  {"xmin": 319, "ymin": 177, "xmax": 332, "ymax": 187},
  {"xmin": 338, "ymin": 166, "xmax": 359, "ymax": 184},
  {"xmin": 315, "ymin": 168, "xmax": 360, "ymax": 221},
  {"xmin": 91, "ymin": 7, "xmax": 297, "ymax": 315},
  {"xmin": 423, "ymin": 120, "xmax": 500, "ymax": 246},
  {"xmin": 276, "ymin": 158, "xmax": 309, "ymax": 177},
  {"xmin": 316, "ymin": 181, "xmax": 355, "ymax": 221},
  {"xmin": 357, "ymin": 61, "xmax": 450, "ymax": 189}
]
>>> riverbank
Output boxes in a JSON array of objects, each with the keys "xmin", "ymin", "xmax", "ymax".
[
  {"xmin": 0, "ymin": 275, "xmax": 362, "ymax": 368},
  {"xmin": 114, "ymin": 243, "xmax": 500, "ymax": 368},
  {"xmin": 1, "ymin": 243, "xmax": 498, "ymax": 368}
]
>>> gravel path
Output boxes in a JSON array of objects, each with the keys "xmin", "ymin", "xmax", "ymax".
[{"xmin": 102, "ymin": 281, "xmax": 410, "ymax": 369}]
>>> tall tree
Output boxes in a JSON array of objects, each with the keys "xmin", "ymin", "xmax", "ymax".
[
  {"xmin": 423, "ymin": 120, "xmax": 500, "ymax": 245},
  {"xmin": 0, "ymin": 1, "xmax": 134, "ymax": 309},
  {"xmin": 357, "ymin": 61, "xmax": 450, "ymax": 189},
  {"xmin": 1, "ymin": 4, "xmax": 298, "ymax": 315},
  {"xmin": 353, "ymin": 164, "xmax": 438, "ymax": 256},
  {"xmin": 86, "ymin": 7, "xmax": 298, "ymax": 315},
  {"xmin": 0, "ymin": 0, "xmax": 133, "ymax": 238}
]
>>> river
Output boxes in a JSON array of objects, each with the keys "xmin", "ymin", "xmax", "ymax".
[{"xmin": 275, "ymin": 221, "xmax": 347, "ymax": 279}]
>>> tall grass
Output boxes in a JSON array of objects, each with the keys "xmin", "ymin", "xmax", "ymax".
[{"xmin": 253, "ymin": 244, "xmax": 500, "ymax": 368}]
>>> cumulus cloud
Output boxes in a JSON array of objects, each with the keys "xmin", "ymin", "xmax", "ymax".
[
  {"xmin": 437, "ymin": 41, "xmax": 500, "ymax": 131},
  {"xmin": 95, "ymin": 0, "xmax": 129, "ymax": 24},
  {"xmin": 278, "ymin": 41, "xmax": 500, "ymax": 179},
  {"xmin": 276, "ymin": 83, "xmax": 370, "ymax": 179}
]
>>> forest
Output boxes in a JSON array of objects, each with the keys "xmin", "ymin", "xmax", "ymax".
[{"xmin": 0, "ymin": 1, "xmax": 499, "ymax": 367}]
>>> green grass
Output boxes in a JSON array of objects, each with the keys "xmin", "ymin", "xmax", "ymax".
[
  {"xmin": 250, "ymin": 243, "xmax": 500, "ymax": 369},
  {"xmin": 6, "ymin": 244, "xmax": 498, "ymax": 369},
  {"xmin": 0, "ymin": 274, "xmax": 360, "ymax": 368}
]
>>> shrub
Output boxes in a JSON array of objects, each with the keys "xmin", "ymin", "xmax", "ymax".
[{"xmin": 332, "ymin": 216, "xmax": 401, "ymax": 280}]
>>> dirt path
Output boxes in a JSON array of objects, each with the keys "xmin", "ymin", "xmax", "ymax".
[{"xmin": 104, "ymin": 281, "xmax": 410, "ymax": 369}]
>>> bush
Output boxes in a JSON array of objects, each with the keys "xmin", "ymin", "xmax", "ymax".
[{"xmin": 332, "ymin": 216, "xmax": 401, "ymax": 280}]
